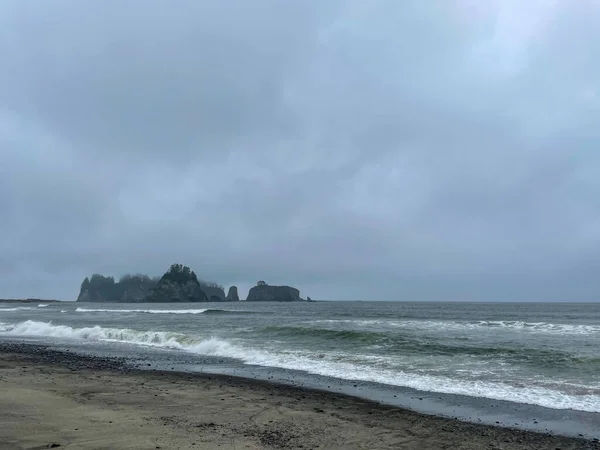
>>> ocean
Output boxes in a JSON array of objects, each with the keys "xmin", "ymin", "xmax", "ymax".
[{"xmin": 1, "ymin": 301, "xmax": 599, "ymax": 434}]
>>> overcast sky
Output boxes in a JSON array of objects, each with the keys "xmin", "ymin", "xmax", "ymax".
[{"xmin": 1, "ymin": 1, "xmax": 599, "ymax": 301}]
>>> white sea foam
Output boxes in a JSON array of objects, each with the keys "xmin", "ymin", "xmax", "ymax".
[
  {"xmin": 311, "ymin": 319, "xmax": 600, "ymax": 335},
  {"xmin": 75, "ymin": 307, "xmax": 210, "ymax": 314},
  {"xmin": 402, "ymin": 319, "xmax": 600, "ymax": 335},
  {"xmin": 1, "ymin": 319, "xmax": 599, "ymax": 413},
  {"xmin": 0, "ymin": 307, "xmax": 33, "ymax": 312},
  {"xmin": 37, "ymin": 304, "xmax": 49, "ymax": 308}
]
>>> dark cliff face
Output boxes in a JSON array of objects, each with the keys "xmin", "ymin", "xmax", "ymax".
[
  {"xmin": 146, "ymin": 280, "xmax": 208, "ymax": 302},
  {"xmin": 245, "ymin": 283, "xmax": 304, "ymax": 302}
]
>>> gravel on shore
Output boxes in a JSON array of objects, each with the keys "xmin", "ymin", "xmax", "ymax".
[{"xmin": 0, "ymin": 341, "xmax": 598, "ymax": 450}]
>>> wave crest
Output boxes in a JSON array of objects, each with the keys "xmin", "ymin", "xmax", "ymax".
[
  {"xmin": 0, "ymin": 320, "xmax": 598, "ymax": 413},
  {"xmin": 311, "ymin": 319, "xmax": 600, "ymax": 335},
  {"xmin": 0, "ymin": 307, "xmax": 33, "ymax": 312}
]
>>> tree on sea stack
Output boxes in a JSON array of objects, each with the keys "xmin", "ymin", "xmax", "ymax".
[
  {"xmin": 160, "ymin": 263, "xmax": 199, "ymax": 285},
  {"xmin": 147, "ymin": 263, "xmax": 208, "ymax": 302},
  {"xmin": 257, "ymin": 280, "xmax": 267, "ymax": 286}
]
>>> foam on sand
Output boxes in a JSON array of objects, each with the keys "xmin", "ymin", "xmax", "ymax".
[{"xmin": 1, "ymin": 319, "xmax": 598, "ymax": 413}]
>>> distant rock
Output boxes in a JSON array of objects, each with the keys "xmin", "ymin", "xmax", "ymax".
[
  {"xmin": 246, "ymin": 282, "xmax": 305, "ymax": 302},
  {"xmin": 76, "ymin": 264, "xmax": 227, "ymax": 303},
  {"xmin": 147, "ymin": 279, "xmax": 208, "ymax": 302},
  {"xmin": 76, "ymin": 290, "xmax": 96, "ymax": 303},
  {"xmin": 201, "ymin": 285, "xmax": 226, "ymax": 302},
  {"xmin": 76, "ymin": 267, "xmax": 304, "ymax": 303},
  {"xmin": 76, "ymin": 274, "xmax": 157, "ymax": 303},
  {"xmin": 226, "ymin": 286, "xmax": 239, "ymax": 302},
  {"xmin": 146, "ymin": 264, "xmax": 208, "ymax": 303}
]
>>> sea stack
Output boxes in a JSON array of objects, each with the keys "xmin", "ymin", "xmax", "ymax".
[
  {"xmin": 245, "ymin": 281, "xmax": 305, "ymax": 302},
  {"xmin": 146, "ymin": 264, "xmax": 207, "ymax": 302},
  {"xmin": 226, "ymin": 286, "xmax": 240, "ymax": 302}
]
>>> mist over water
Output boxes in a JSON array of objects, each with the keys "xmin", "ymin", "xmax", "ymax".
[{"xmin": 1, "ymin": 301, "xmax": 599, "ymax": 413}]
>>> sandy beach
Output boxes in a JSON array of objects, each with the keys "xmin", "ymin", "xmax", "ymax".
[{"xmin": 0, "ymin": 343, "xmax": 598, "ymax": 450}]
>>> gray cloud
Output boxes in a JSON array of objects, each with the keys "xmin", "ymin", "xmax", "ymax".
[{"xmin": 1, "ymin": 0, "xmax": 599, "ymax": 301}]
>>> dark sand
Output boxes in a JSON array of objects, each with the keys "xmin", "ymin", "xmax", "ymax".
[{"xmin": 0, "ymin": 343, "xmax": 598, "ymax": 450}]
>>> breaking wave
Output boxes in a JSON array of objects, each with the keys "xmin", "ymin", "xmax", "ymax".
[
  {"xmin": 0, "ymin": 319, "xmax": 598, "ymax": 413},
  {"xmin": 469, "ymin": 320, "xmax": 600, "ymax": 335},
  {"xmin": 311, "ymin": 319, "xmax": 600, "ymax": 335},
  {"xmin": 257, "ymin": 325, "xmax": 600, "ymax": 370}
]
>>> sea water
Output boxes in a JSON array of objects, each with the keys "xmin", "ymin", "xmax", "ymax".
[{"xmin": 2, "ymin": 301, "xmax": 599, "ymax": 426}]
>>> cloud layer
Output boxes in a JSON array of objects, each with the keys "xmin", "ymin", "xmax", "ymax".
[{"xmin": 1, "ymin": 1, "xmax": 599, "ymax": 301}]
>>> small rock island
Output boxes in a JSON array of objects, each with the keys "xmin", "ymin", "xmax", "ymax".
[
  {"xmin": 76, "ymin": 264, "xmax": 309, "ymax": 302},
  {"xmin": 246, "ymin": 281, "xmax": 306, "ymax": 302}
]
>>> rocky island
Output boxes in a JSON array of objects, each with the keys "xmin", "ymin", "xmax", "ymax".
[
  {"xmin": 76, "ymin": 265, "xmax": 309, "ymax": 302},
  {"xmin": 226, "ymin": 286, "xmax": 240, "ymax": 302},
  {"xmin": 246, "ymin": 281, "xmax": 306, "ymax": 302},
  {"xmin": 77, "ymin": 264, "xmax": 236, "ymax": 303}
]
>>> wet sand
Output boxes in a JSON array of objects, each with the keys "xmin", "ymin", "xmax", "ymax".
[{"xmin": 0, "ymin": 343, "xmax": 598, "ymax": 450}]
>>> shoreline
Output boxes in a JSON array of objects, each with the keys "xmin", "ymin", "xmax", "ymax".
[
  {"xmin": 0, "ymin": 342, "xmax": 598, "ymax": 450},
  {"xmin": 2, "ymin": 335, "xmax": 597, "ymax": 439}
]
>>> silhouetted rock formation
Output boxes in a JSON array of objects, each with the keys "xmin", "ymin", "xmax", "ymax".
[
  {"xmin": 77, "ymin": 274, "xmax": 157, "ymax": 303},
  {"xmin": 146, "ymin": 264, "xmax": 207, "ymax": 302},
  {"xmin": 201, "ymin": 285, "xmax": 226, "ymax": 302},
  {"xmin": 76, "ymin": 264, "xmax": 234, "ymax": 303},
  {"xmin": 226, "ymin": 286, "xmax": 239, "ymax": 302},
  {"xmin": 246, "ymin": 282, "xmax": 305, "ymax": 302},
  {"xmin": 77, "ymin": 268, "xmax": 302, "ymax": 303}
]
